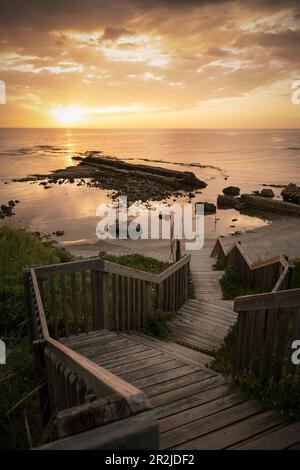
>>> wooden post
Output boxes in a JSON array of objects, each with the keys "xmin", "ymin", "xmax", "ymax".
[
  {"xmin": 91, "ymin": 270, "xmax": 103, "ymax": 330},
  {"xmin": 287, "ymin": 264, "xmax": 295, "ymax": 289},
  {"xmin": 175, "ymin": 239, "xmax": 181, "ymax": 262}
]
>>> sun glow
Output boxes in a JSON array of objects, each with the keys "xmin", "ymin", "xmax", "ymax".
[{"xmin": 50, "ymin": 105, "xmax": 83, "ymax": 124}]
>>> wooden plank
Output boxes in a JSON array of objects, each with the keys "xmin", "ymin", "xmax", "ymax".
[
  {"xmin": 71, "ymin": 338, "xmax": 137, "ymax": 358},
  {"xmin": 49, "ymin": 275, "xmax": 58, "ymax": 338},
  {"xmin": 234, "ymin": 288, "xmax": 300, "ymax": 312},
  {"xmin": 130, "ymin": 365, "xmax": 198, "ymax": 389},
  {"xmin": 108, "ymin": 354, "xmax": 170, "ymax": 376},
  {"xmin": 34, "ymin": 257, "xmax": 103, "ymax": 278},
  {"xmin": 273, "ymin": 308, "xmax": 289, "ymax": 381},
  {"xmin": 159, "ymin": 393, "xmax": 241, "ymax": 434},
  {"xmin": 154, "ymin": 381, "xmax": 230, "ymax": 419},
  {"xmin": 92, "ymin": 344, "xmax": 150, "ymax": 363},
  {"xmin": 81, "ymin": 271, "xmax": 89, "ymax": 333},
  {"xmin": 99, "ymin": 349, "xmax": 163, "ymax": 368},
  {"xmin": 111, "ymin": 273, "xmax": 118, "ymax": 331},
  {"xmin": 38, "ymin": 410, "xmax": 159, "ymax": 450},
  {"xmin": 229, "ymin": 421, "xmax": 300, "ymax": 450},
  {"xmin": 260, "ymin": 309, "xmax": 276, "ymax": 381},
  {"xmin": 120, "ymin": 360, "xmax": 183, "ymax": 383},
  {"xmin": 161, "ymin": 400, "xmax": 260, "ymax": 449},
  {"xmin": 174, "ymin": 409, "xmax": 285, "ymax": 450},
  {"xmin": 152, "ymin": 375, "xmax": 228, "ymax": 410},
  {"xmin": 46, "ymin": 336, "xmax": 150, "ymax": 414},
  {"xmin": 144, "ymin": 369, "xmax": 216, "ymax": 398},
  {"xmin": 29, "ymin": 268, "xmax": 49, "ymax": 338},
  {"xmin": 71, "ymin": 272, "xmax": 79, "ymax": 335},
  {"xmin": 60, "ymin": 273, "xmax": 69, "ymax": 337}
]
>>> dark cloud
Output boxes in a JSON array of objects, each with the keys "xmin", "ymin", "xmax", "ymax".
[
  {"xmin": 102, "ymin": 27, "xmax": 135, "ymax": 41},
  {"xmin": 206, "ymin": 47, "xmax": 229, "ymax": 57}
]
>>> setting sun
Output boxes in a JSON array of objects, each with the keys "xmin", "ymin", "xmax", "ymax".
[{"xmin": 50, "ymin": 105, "xmax": 83, "ymax": 125}]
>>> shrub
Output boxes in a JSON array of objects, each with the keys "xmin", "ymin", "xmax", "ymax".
[
  {"xmin": 99, "ymin": 252, "xmax": 171, "ymax": 274},
  {"xmin": 145, "ymin": 309, "xmax": 175, "ymax": 339},
  {"xmin": 220, "ymin": 265, "xmax": 258, "ymax": 300}
]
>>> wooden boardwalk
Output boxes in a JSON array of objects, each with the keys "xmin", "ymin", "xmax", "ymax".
[
  {"xmin": 168, "ymin": 240, "xmax": 236, "ymax": 353},
  {"xmin": 61, "ymin": 329, "xmax": 300, "ymax": 450}
]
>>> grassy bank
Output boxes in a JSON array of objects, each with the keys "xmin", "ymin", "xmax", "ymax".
[
  {"xmin": 212, "ymin": 328, "xmax": 300, "ymax": 419},
  {"xmin": 100, "ymin": 252, "xmax": 171, "ymax": 274},
  {"xmin": 219, "ymin": 265, "xmax": 259, "ymax": 300},
  {"xmin": 0, "ymin": 226, "xmax": 74, "ymax": 449}
]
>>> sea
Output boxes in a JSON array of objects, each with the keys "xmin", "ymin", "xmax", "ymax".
[{"xmin": 0, "ymin": 128, "xmax": 299, "ymax": 249}]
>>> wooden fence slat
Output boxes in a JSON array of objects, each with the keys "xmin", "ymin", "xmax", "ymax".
[
  {"xmin": 81, "ymin": 271, "xmax": 89, "ymax": 333},
  {"xmin": 71, "ymin": 272, "xmax": 79, "ymax": 335},
  {"xmin": 60, "ymin": 273, "xmax": 69, "ymax": 337},
  {"xmin": 260, "ymin": 309, "xmax": 276, "ymax": 381},
  {"xmin": 49, "ymin": 275, "xmax": 58, "ymax": 338}
]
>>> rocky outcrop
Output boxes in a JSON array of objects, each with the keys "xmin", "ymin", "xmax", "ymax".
[
  {"xmin": 217, "ymin": 194, "xmax": 241, "ymax": 209},
  {"xmin": 196, "ymin": 202, "xmax": 216, "ymax": 214},
  {"xmin": 241, "ymin": 194, "xmax": 300, "ymax": 216},
  {"xmin": 222, "ymin": 186, "xmax": 240, "ymax": 196},
  {"xmin": 16, "ymin": 155, "xmax": 208, "ymax": 205},
  {"xmin": 281, "ymin": 183, "xmax": 300, "ymax": 204},
  {"xmin": 260, "ymin": 188, "xmax": 274, "ymax": 198}
]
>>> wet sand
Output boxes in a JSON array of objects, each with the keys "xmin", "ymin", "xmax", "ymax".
[
  {"xmin": 64, "ymin": 212, "xmax": 300, "ymax": 263},
  {"xmin": 221, "ymin": 213, "xmax": 300, "ymax": 262}
]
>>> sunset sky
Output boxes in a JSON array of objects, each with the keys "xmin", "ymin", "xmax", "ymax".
[{"xmin": 0, "ymin": 0, "xmax": 299, "ymax": 128}]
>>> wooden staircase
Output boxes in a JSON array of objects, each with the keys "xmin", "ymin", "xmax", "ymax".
[
  {"xmin": 168, "ymin": 240, "xmax": 236, "ymax": 353},
  {"xmin": 59, "ymin": 329, "xmax": 300, "ymax": 450}
]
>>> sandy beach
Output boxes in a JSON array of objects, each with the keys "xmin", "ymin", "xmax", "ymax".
[{"xmin": 64, "ymin": 211, "xmax": 300, "ymax": 264}]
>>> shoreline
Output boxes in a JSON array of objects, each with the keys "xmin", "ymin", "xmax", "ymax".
[{"xmin": 62, "ymin": 211, "xmax": 300, "ymax": 263}]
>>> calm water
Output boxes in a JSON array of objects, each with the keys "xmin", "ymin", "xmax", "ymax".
[{"xmin": 0, "ymin": 128, "xmax": 299, "ymax": 246}]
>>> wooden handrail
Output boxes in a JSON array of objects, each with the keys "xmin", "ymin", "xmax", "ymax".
[
  {"xmin": 32, "ymin": 253, "xmax": 191, "ymax": 285},
  {"xmin": 234, "ymin": 287, "xmax": 300, "ymax": 312},
  {"xmin": 234, "ymin": 286, "xmax": 300, "ymax": 384},
  {"xmin": 210, "ymin": 237, "xmax": 293, "ymax": 293},
  {"xmin": 45, "ymin": 337, "xmax": 149, "ymax": 414},
  {"xmin": 30, "ymin": 268, "xmax": 49, "ymax": 338}
]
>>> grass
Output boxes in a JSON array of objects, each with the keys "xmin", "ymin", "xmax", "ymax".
[
  {"xmin": 219, "ymin": 265, "xmax": 259, "ymax": 300},
  {"xmin": 292, "ymin": 258, "xmax": 300, "ymax": 288},
  {"xmin": 0, "ymin": 226, "xmax": 73, "ymax": 335},
  {"xmin": 210, "ymin": 326, "xmax": 236, "ymax": 376},
  {"xmin": 0, "ymin": 225, "xmax": 73, "ymax": 449},
  {"xmin": 145, "ymin": 309, "xmax": 176, "ymax": 340},
  {"xmin": 99, "ymin": 252, "xmax": 171, "ymax": 274},
  {"xmin": 212, "ymin": 323, "xmax": 300, "ymax": 420}
]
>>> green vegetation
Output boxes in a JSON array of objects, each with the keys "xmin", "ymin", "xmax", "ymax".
[
  {"xmin": 100, "ymin": 252, "xmax": 171, "ymax": 274},
  {"xmin": 292, "ymin": 258, "xmax": 300, "ymax": 288},
  {"xmin": 0, "ymin": 226, "xmax": 73, "ymax": 449},
  {"xmin": 219, "ymin": 265, "xmax": 258, "ymax": 300},
  {"xmin": 145, "ymin": 309, "xmax": 175, "ymax": 339},
  {"xmin": 211, "ymin": 326, "xmax": 236, "ymax": 376},
  {"xmin": 0, "ymin": 226, "xmax": 73, "ymax": 335},
  {"xmin": 212, "ymin": 325, "xmax": 300, "ymax": 419}
]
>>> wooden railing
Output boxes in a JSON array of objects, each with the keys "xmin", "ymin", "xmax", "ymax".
[
  {"xmin": 234, "ymin": 289, "xmax": 300, "ymax": 383},
  {"xmin": 23, "ymin": 254, "xmax": 190, "ymax": 448},
  {"xmin": 211, "ymin": 237, "xmax": 294, "ymax": 293},
  {"xmin": 24, "ymin": 254, "xmax": 190, "ymax": 339}
]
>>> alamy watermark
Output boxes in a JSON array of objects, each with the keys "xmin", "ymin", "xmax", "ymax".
[
  {"xmin": 0, "ymin": 80, "xmax": 6, "ymax": 104},
  {"xmin": 291, "ymin": 340, "xmax": 300, "ymax": 365},
  {"xmin": 0, "ymin": 340, "xmax": 6, "ymax": 365},
  {"xmin": 291, "ymin": 80, "xmax": 300, "ymax": 105},
  {"xmin": 96, "ymin": 197, "xmax": 204, "ymax": 251}
]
